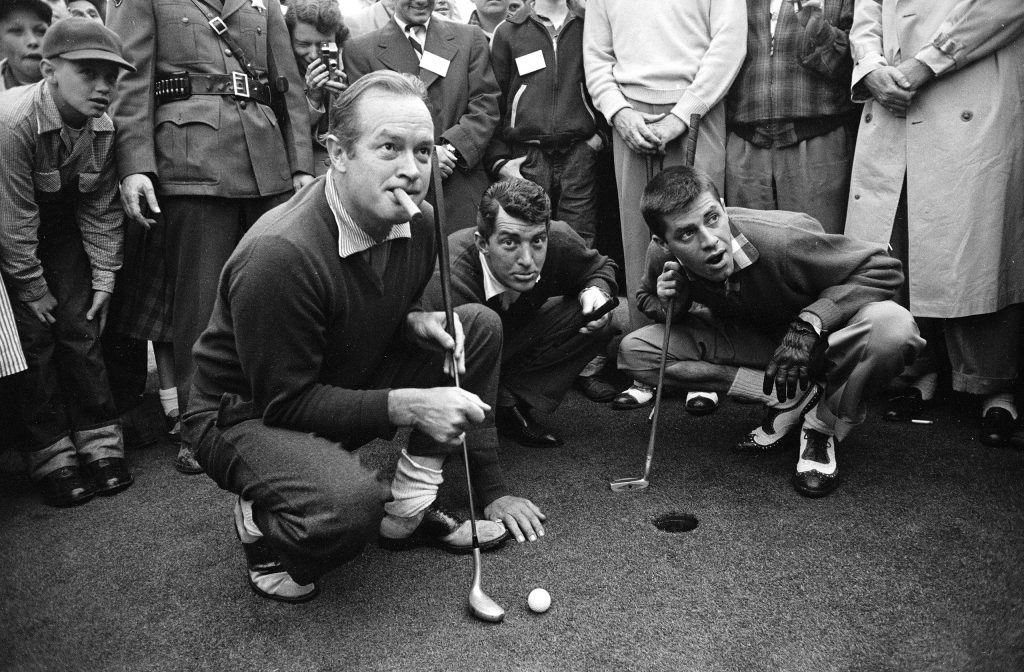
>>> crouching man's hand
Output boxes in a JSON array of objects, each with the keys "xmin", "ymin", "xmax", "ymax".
[
  {"xmin": 485, "ymin": 495, "xmax": 546, "ymax": 543},
  {"xmin": 764, "ymin": 318, "xmax": 820, "ymax": 403},
  {"xmin": 405, "ymin": 310, "xmax": 465, "ymax": 377},
  {"xmin": 388, "ymin": 387, "xmax": 490, "ymax": 446}
]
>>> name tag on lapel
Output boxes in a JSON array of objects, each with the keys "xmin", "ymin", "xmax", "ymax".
[
  {"xmin": 515, "ymin": 50, "xmax": 546, "ymax": 76},
  {"xmin": 420, "ymin": 51, "xmax": 451, "ymax": 78}
]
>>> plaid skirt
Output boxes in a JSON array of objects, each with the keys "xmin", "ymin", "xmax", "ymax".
[{"xmin": 109, "ymin": 218, "xmax": 173, "ymax": 343}]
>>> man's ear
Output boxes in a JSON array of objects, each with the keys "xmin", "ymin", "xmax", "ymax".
[
  {"xmin": 39, "ymin": 58, "xmax": 56, "ymax": 82},
  {"xmin": 652, "ymin": 234, "xmax": 669, "ymax": 252},
  {"xmin": 325, "ymin": 134, "xmax": 347, "ymax": 173},
  {"xmin": 474, "ymin": 230, "xmax": 488, "ymax": 255}
]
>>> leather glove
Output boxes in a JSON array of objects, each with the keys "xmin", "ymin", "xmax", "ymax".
[{"xmin": 764, "ymin": 318, "xmax": 820, "ymax": 403}]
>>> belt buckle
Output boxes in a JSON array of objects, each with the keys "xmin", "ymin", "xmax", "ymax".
[
  {"xmin": 208, "ymin": 16, "xmax": 228, "ymax": 35},
  {"xmin": 231, "ymin": 71, "xmax": 250, "ymax": 99}
]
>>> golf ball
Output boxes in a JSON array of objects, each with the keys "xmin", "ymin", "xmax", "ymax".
[{"xmin": 528, "ymin": 588, "xmax": 551, "ymax": 613}]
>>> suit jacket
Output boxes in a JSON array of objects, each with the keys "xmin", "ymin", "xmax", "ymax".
[
  {"xmin": 343, "ymin": 17, "xmax": 500, "ymax": 231},
  {"xmin": 108, "ymin": 0, "xmax": 313, "ymax": 198}
]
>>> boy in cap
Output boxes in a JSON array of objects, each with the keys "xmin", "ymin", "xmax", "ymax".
[
  {"xmin": 0, "ymin": 0, "xmax": 52, "ymax": 91},
  {"xmin": 67, "ymin": 0, "xmax": 103, "ymax": 23},
  {"xmin": 0, "ymin": 17, "xmax": 136, "ymax": 507}
]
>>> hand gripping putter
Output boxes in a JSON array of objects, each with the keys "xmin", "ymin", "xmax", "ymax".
[
  {"xmin": 393, "ymin": 150, "xmax": 505, "ymax": 623},
  {"xmin": 610, "ymin": 113, "xmax": 702, "ymax": 492}
]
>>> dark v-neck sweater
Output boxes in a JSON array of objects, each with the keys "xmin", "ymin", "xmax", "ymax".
[{"xmin": 189, "ymin": 179, "xmax": 503, "ymax": 501}]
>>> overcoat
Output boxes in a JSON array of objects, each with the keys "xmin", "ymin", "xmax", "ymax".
[
  {"xmin": 343, "ymin": 17, "xmax": 500, "ymax": 232},
  {"xmin": 844, "ymin": 0, "xmax": 1024, "ymax": 318},
  {"xmin": 108, "ymin": 0, "xmax": 313, "ymax": 198}
]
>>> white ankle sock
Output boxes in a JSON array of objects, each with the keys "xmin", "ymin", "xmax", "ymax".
[
  {"xmin": 728, "ymin": 368, "xmax": 773, "ymax": 404},
  {"xmin": 159, "ymin": 387, "xmax": 179, "ymax": 417},
  {"xmin": 234, "ymin": 497, "xmax": 263, "ymax": 543},
  {"xmin": 983, "ymin": 393, "xmax": 1018, "ymax": 420},
  {"xmin": 384, "ymin": 450, "xmax": 444, "ymax": 520}
]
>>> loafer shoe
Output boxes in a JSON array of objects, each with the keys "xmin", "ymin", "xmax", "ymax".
[
  {"xmin": 685, "ymin": 391, "xmax": 718, "ymax": 416},
  {"xmin": 883, "ymin": 388, "xmax": 932, "ymax": 422},
  {"xmin": 38, "ymin": 465, "xmax": 94, "ymax": 507},
  {"xmin": 575, "ymin": 374, "xmax": 620, "ymax": 403},
  {"xmin": 735, "ymin": 384, "xmax": 822, "ymax": 453},
  {"xmin": 234, "ymin": 498, "xmax": 320, "ymax": 603},
  {"xmin": 793, "ymin": 427, "xmax": 838, "ymax": 498},
  {"xmin": 88, "ymin": 457, "xmax": 133, "ymax": 496},
  {"xmin": 496, "ymin": 405, "xmax": 562, "ymax": 447},
  {"xmin": 980, "ymin": 407, "xmax": 1016, "ymax": 447},
  {"xmin": 378, "ymin": 506, "xmax": 510, "ymax": 554},
  {"xmin": 611, "ymin": 382, "xmax": 655, "ymax": 410},
  {"xmin": 174, "ymin": 445, "xmax": 204, "ymax": 475}
]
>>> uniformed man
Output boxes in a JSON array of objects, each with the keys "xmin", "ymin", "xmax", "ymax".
[{"xmin": 108, "ymin": 0, "xmax": 314, "ymax": 473}]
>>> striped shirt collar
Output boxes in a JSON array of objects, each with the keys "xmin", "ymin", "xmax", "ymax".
[{"xmin": 324, "ymin": 169, "xmax": 411, "ymax": 258}]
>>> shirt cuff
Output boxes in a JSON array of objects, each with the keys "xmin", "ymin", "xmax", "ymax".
[
  {"xmin": 798, "ymin": 311, "xmax": 823, "ymax": 336},
  {"xmin": 915, "ymin": 44, "xmax": 955, "ymax": 77}
]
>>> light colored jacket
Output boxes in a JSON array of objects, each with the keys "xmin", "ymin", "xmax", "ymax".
[{"xmin": 844, "ymin": 0, "xmax": 1024, "ymax": 318}]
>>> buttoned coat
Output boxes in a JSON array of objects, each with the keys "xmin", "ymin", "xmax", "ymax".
[
  {"xmin": 108, "ymin": 0, "xmax": 313, "ymax": 198},
  {"xmin": 844, "ymin": 0, "xmax": 1024, "ymax": 318},
  {"xmin": 343, "ymin": 17, "xmax": 500, "ymax": 231}
]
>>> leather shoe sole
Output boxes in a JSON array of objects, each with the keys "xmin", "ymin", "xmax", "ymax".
[
  {"xmin": 174, "ymin": 445, "xmax": 205, "ymax": 475},
  {"xmin": 793, "ymin": 470, "xmax": 838, "ymax": 498},
  {"xmin": 379, "ymin": 506, "xmax": 510, "ymax": 554},
  {"xmin": 88, "ymin": 457, "xmax": 133, "ymax": 496},
  {"xmin": 980, "ymin": 407, "xmax": 1016, "ymax": 447}
]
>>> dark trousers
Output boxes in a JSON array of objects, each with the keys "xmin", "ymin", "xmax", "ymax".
[
  {"xmin": 6, "ymin": 217, "xmax": 122, "ymax": 478},
  {"xmin": 184, "ymin": 304, "xmax": 503, "ymax": 584},
  {"xmin": 517, "ymin": 140, "xmax": 599, "ymax": 248},
  {"xmin": 500, "ymin": 296, "xmax": 615, "ymax": 413},
  {"xmin": 162, "ymin": 194, "xmax": 290, "ymax": 435}
]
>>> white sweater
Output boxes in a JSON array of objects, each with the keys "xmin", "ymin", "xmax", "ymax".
[{"xmin": 583, "ymin": 0, "xmax": 747, "ymax": 123}]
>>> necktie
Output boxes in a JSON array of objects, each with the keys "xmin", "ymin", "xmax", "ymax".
[{"xmin": 406, "ymin": 24, "xmax": 424, "ymax": 59}]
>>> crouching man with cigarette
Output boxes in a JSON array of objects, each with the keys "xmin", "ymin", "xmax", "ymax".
[
  {"xmin": 618, "ymin": 166, "xmax": 925, "ymax": 497},
  {"xmin": 182, "ymin": 71, "xmax": 545, "ymax": 604}
]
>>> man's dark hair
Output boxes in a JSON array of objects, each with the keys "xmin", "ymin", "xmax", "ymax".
[
  {"xmin": 477, "ymin": 178, "xmax": 551, "ymax": 239},
  {"xmin": 640, "ymin": 165, "xmax": 722, "ymax": 238},
  {"xmin": 328, "ymin": 70, "xmax": 429, "ymax": 153},
  {"xmin": 284, "ymin": 0, "xmax": 349, "ymax": 45}
]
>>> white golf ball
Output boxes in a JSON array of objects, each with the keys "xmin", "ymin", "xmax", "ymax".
[{"xmin": 528, "ymin": 588, "xmax": 551, "ymax": 613}]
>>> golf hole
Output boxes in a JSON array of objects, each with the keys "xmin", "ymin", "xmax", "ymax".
[{"xmin": 653, "ymin": 512, "xmax": 699, "ymax": 533}]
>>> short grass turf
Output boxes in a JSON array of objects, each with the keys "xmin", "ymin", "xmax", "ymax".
[{"xmin": 2, "ymin": 387, "xmax": 1023, "ymax": 672}]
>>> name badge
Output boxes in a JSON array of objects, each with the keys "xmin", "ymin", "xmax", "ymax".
[
  {"xmin": 515, "ymin": 50, "xmax": 546, "ymax": 76},
  {"xmin": 420, "ymin": 51, "xmax": 451, "ymax": 78}
]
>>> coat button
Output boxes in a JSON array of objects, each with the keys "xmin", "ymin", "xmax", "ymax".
[
  {"xmin": 854, "ymin": 194, "xmax": 860, "ymax": 200},
  {"xmin": 239, "ymin": 100, "xmax": 247, "ymax": 109},
  {"xmin": 256, "ymin": 27, "xmax": 262, "ymax": 34},
  {"xmin": 865, "ymin": 113, "xmax": 872, "ymax": 123},
  {"xmin": 961, "ymin": 111, "xmax": 973, "ymax": 121},
  {"xmin": 181, "ymin": 16, "xmax": 189, "ymax": 23},
  {"xmin": 224, "ymin": 48, "xmax": 232, "ymax": 56}
]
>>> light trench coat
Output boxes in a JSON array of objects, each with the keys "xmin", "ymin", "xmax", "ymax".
[{"xmin": 844, "ymin": 0, "xmax": 1024, "ymax": 319}]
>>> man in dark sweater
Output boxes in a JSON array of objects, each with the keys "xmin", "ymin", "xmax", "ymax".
[
  {"xmin": 420, "ymin": 179, "xmax": 617, "ymax": 447},
  {"xmin": 183, "ymin": 72, "xmax": 546, "ymax": 604},
  {"xmin": 618, "ymin": 166, "xmax": 924, "ymax": 497}
]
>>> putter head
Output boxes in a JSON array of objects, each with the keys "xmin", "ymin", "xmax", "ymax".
[
  {"xmin": 468, "ymin": 548, "xmax": 504, "ymax": 623},
  {"xmin": 609, "ymin": 477, "xmax": 650, "ymax": 492}
]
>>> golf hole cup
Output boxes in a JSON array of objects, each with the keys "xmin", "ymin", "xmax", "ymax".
[{"xmin": 528, "ymin": 588, "xmax": 551, "ymax": 613}]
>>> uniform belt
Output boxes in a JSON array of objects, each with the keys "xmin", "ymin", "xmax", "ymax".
[{"xmin": 154, "ymin": 72, "xmax": 272, "ymax": 106}]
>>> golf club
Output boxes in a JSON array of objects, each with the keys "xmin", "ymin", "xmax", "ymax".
[
  {"xmin": 610, "ymin": 114, "xmax": 702, "ymax": 491},
  {"xmin": 393, "ymin": 156, "xmax": 505, "ymax": 624}
]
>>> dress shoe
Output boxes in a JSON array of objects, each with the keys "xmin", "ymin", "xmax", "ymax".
[
  {"xmin": 792, "ymin": 427, "xmax": 838, "ymax": 498},
  {"xmin": 234, "ymin": 498, "xmax": 320, "ymax": 603},
  {"xmin": 980, "ymin": 407, "xmax": 1016, "ymax": 447},
  {"xmin": 735, "ymin": 384, "xmax": 822, "ymax": 452},
  {"xmin": 611, "ymin": 381, "xmax": 655, "ymax": 410},
  {"xmin": 174, "ymin": 445, "xmax": 204, "ymax": 475},
  {"xmin": 495, "ymin": 405, "xmax": 562, "ymax": 447},
  {"xmin": 378, "ymin": 505, "xmax": 509, "ymax": 554},
  {"xmin": 88, "ymin": 457, "xmax": 133, "ymax": 496},
  {"xmin": 575, "ymin": 374, "xmax": 620, "ymax": 403},
  {"xmin": 883, "ymin": 387, "xmax": 932, "ymax": 422},
  {"xmin": 684, "ymin": 391, "xmax": 719, "ymax": 416},
  {"xmin": 38, "ymin": 465, "xmax": 94, "ymax": 507}
]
